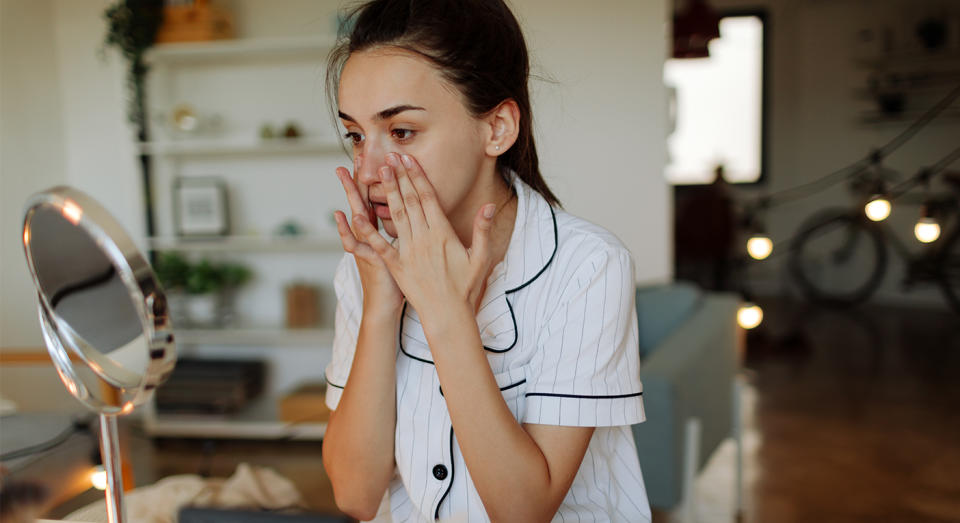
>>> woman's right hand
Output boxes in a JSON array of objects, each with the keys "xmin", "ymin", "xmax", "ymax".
[{"xmin": 334, "ymin": 165, "xmax": 405, "ymax": 317}]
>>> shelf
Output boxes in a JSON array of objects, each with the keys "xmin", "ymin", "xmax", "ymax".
[
  {"xmin": 174, "ymin": 326, "xmax": 335, "ymax": 346},
  {"xmin": 144, "ymin": 35, "xmax": 337, "ymax": 65},
  {"xmin": 140, "ymin": 138, "xmax": 344, "ymax": 157},
  {"xmin": 143, "ymin": 395, "xmax": 327, "ymax": 440},
  {"xmin": 857, "ymin": 108, "xmax": 960, "ymax": 124},
  {"xmin": 148, "ymin": 235, "xmax": 343, "ymax": 253},
  {"xmin": 855, "ymin": 51, "xmax": 960, "ymax": 70}
]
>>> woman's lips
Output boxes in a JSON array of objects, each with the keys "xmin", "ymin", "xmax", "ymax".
[{"xmin": 372, "ymin": 202, "xmax": 391, "ymax": 219}]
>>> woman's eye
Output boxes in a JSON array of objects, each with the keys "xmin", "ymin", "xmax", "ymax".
[
  {"xmin": 391, "ymin": 129, "xmax": 415, "ymax": 142},
  {"xmin": 343, "ymin": 132, "xmax": 364, "ymax": 147}
]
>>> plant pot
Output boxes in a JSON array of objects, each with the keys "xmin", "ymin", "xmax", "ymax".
[{"xmin": 187, "ymin": 293, "xmax": 219, "ymax": 327}]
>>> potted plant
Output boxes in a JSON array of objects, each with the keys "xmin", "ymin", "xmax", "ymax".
[
  {"xmin": 103, "ymin": 0, "xmax": 164, "ymax": 135},
  {"xmin": 154, "ymin": 252, "xmax": 252, "ymax": 327}
]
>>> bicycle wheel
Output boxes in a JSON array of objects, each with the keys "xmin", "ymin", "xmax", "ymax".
[
  {"xmin": 788, "ymin": 210, "xmax": 887, "ymax": 306},
  {"xmin": 937, "ymin": 226, "xmax": 960, "ymax": 315}
]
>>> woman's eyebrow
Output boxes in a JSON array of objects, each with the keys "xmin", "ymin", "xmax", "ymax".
[{"xmin": 338, "ymin": 104, "xmax": 426, "ymax": 123}]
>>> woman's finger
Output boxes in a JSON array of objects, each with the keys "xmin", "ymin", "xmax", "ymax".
[
  {"xmin": 334, "ymin": 211, "xmax": 358, "ymax": 252},
  {"xmin": 387, "ymin": 153, "xmax": 428, "ymax": 232},
  {"xmin": 469, "ymin": 204, "xmax": 496, "ymax": 267},
  {"xmin": 379, "ymin": 164, "xmax": 412, "ymax": 240},
  {"xmin": 336, "ymin": 167, "xmax": 374, "ymax": 225},
  {"xmin": 401, "ymin": 154, "xmax": 449, "ymax": 231},
  {"xmin": 352, "ymin": 213, "xmax": 399, "ymax": 267}
]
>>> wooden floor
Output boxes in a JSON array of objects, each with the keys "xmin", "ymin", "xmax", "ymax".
[
  {"xmin": 735, "ymin": 298, "xmax": 960, "ymax": 523},
  {"xmin": 48, "ymin": 299, "xmax": 960, "ymax": 522}
]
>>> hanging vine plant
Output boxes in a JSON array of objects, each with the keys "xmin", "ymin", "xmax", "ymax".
[{"xmin": 103, "ymin": 0, "xmax": 164, "ymax": 140}]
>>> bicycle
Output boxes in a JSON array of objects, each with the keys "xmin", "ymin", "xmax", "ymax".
[{"xmin": 787, "ymin": 170, "xmax": 960, "ymax": 314}]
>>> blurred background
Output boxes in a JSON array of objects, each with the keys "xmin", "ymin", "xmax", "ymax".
[{"xmin": 1, "ymin": 0, "xmax": 957, "ymax": 522}]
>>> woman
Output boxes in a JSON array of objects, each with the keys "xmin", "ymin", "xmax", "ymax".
[{"xmin": 321, "ymin": 1, "xmax": 650, "ymax": 521}]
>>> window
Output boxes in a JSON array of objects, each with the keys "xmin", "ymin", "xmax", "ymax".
[{"xmin": 665, "ymin": 12, "xmax": 768, "ymax": 185}]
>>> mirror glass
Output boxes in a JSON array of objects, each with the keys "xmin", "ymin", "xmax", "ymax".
[{"xmin": 23, "ymin": 189, "xmax": 175, "ymax": 415}]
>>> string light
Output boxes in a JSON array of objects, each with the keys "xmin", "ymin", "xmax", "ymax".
[
  {"xmin": 90, "ymin": 465, "xmax": 108, "ymax": 490},
  {"xmin": 737, "ymin": 302, "xmax": 763, "ymax": 329},
  {"xmin": 864, "ymin": 195, "xmax": 891, "ymax": 222},
  {"xmin": 747, "ymin": 234, "xmax": 773, "ymax": 260},
  {"xmin": 914, "ymin": 205, "xmax": 941, "ymax": 243}
]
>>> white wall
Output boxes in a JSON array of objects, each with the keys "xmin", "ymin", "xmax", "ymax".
[
  {"xmin": 1, "ymin": 0, "xmax": 68, "ymax": 349},
  {"xmin": 0, "ymin": 0, "xmax": 76, "ymax": 412},
  {"xmin": 706, "ymin": 0, "xmax": 960, "ymax": 308}
]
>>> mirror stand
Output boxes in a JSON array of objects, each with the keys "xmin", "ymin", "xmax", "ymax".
[{"xmin": 99, "ymin": 414, "xmax": 126, "ymax": 523}]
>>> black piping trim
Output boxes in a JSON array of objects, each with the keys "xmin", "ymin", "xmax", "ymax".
[
  {"xmin": 506, "ymin": 206, "xmax": 559, "ymax": 295},
  {"xmin": 398, "ymin": 302, "xmax": 435, "ymax": 365},
  {"xmin": 525, "ymin": 391, "xmax": 643, "ymax": 399},
  {"xmin": 440, "ymin": 378, "xmax": 525, "ymax": 397},
  {"xmin": 499, "ymin": 378, "xmax": 527, "ymax": 392},
  {"xmin": 324, "ymin": 372, "xmax": 345, "ymax": 390},
  {"xmin": 434, "ymin": 427, "xmax": 455, "ymax": 520},
  {"xmin": 481, "ymin": 297, "xmax": 517, "ymax": 353}
]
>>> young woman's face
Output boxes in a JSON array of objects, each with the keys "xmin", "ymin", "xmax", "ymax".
[{"xmin": 337, "ymin": 48, "xmax": 489, "ymax": 238}]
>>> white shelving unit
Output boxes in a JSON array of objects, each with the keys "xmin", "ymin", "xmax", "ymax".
[
  {"xmin": 148, "ymin": 235, "xmax": 342, "ymax": 253},
  {"xmin": 141, "ymin": 35, "xmax": 345, "ymax": 440},
  {"xmin": 174, "ymin": 326, "xmax": 334, "ymax": 347}
]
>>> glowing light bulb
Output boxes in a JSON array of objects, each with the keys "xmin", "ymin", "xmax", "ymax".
[
  {"xmin": 737, "ymin": 303, "xmax": 763, "ymax": 330},
  {"xmin": 91, "ymin": 465, "xmax": 107, "ymax": 490},
  {"xmin": 747, "ymin": 235, "xmax": 773, "ymax": 260},
  {"xmin": 864, "ymin": 197, "xmax": 891, "ymax": 222},
  {"xmin": 914, "ymin": 217, "xmax": 941, "ymax": 243}
]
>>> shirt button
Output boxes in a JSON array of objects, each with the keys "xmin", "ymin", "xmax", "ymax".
[{"xmin": 432, "ymin": 464, "xmax": 448, "ymax": 480}]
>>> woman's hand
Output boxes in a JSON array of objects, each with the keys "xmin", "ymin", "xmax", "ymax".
[
  {"xmin": 334, "ymin": 164, "xmax": 404, "ymax": 318},
  {"xmin": 349, "ymin": 153, "xmax": 497, "ymax": 325}
]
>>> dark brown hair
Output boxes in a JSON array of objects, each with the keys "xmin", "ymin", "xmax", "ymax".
[{"xmin": 326, "ymin": 0, "xmax": 560, "ymax": 207}]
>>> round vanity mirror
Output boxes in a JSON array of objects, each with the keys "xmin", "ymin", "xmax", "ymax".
[{"xmin": 22, "ymin": 186, "xmax": 177, "ymax": 523}]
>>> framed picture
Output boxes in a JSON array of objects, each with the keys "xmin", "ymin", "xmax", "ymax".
[{"xmin": 174, "ymin": 177, "xmax": 229, "ymax": 237}]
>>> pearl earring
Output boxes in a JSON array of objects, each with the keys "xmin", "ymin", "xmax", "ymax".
[{"xmin": 495, "ymin": 145, "xmax": 500, "ymax": 151}]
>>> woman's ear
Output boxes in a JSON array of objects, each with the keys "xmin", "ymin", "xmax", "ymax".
[{"xmin": 484, "ymin": 100, "xmax": 520, "ymax": 157}]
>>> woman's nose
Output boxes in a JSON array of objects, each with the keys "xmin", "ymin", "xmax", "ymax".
[{"xmin": 355, "ymin": 147, "xmax": 385, "ymax": 186}]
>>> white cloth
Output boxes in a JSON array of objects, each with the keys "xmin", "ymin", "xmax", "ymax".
[
  {"xmin": 325, "ymin": 174, "xmax": 650, "ymax": 522},
  {"xmin": 63, "ymin": 463, "xmax": 305, "ymax": 523}
]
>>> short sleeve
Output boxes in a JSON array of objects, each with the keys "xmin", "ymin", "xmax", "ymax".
[
  {"xmin": 324, "ymin": 253, "xmax": 363, "ymax": 411},
  {"xmin": 523, "ymin": 247, "xmax": 645, "ymax": 427}
]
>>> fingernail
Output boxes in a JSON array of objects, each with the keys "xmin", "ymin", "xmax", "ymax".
[
  {"xmin": 401, "ymin": 154, "xmax": 413, "ymax": 168},
  {"xmin": 386, "ymin": 153, "xmax": 399, "ymax": 166},
  {"xmin": 380, "ymin": 166, "xmax": 393, "ymax": 180},
  {"xmin": 483, "ymin": 204, "xmax": 496, "ymax": 219}
]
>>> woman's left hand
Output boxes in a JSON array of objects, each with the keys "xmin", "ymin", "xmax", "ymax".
[{"xmin": 349, "ymin": 152, "xmax": 497, "ymax": 323}]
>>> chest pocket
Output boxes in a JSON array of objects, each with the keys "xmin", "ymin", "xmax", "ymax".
[{"xmin": 493, "ymin": 365, "xmax": 528, "ymax": 421}]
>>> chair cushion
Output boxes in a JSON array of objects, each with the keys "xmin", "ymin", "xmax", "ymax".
[{"xmin": 635, "ymin": 281, "xmax": 702, "ymax": 358}]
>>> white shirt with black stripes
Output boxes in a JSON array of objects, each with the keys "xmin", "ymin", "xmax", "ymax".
[{"xmin": 325, "ymin": 173, "xmax": 651, "ymax": 522}]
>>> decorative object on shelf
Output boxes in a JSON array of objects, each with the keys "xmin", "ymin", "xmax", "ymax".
[
  {"xmin": 285, "ymin": 283, "xmax": 320, "ymax": 328},
  {"xmin": 155, "ymin": 358, "xmax": 265, "ymax": 414},
  {"xmin": 259, "ymin": 123, "xmax": 276, "ymax": 139},
  {"xmin": 154, "ymin": 0, "xmax": 234, "ymax": 44},
  {"xmin": 102, "ymin": 0, "xmax": 164, "ymax": 131},
  {"xmin": 174, "ymin": 177, "xmax": 229, "ymax": 237},
  {"xmin": 274, "ymin": 219, "xmax": 304, "ymax": 237},
  {"xmin": 916, "ymin": 17, "xmax": 948, "ymax": 51},
  {"xmin": 155, "ymin": 103, "xmax": 224, "ymax": 138},
  {"xmin": 279, "ymin": 382, "xmax": 330, "ymax": 423},
  {"xmin": 282, "ymin": 121, "xmax": 303, "ymax": 139}
]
